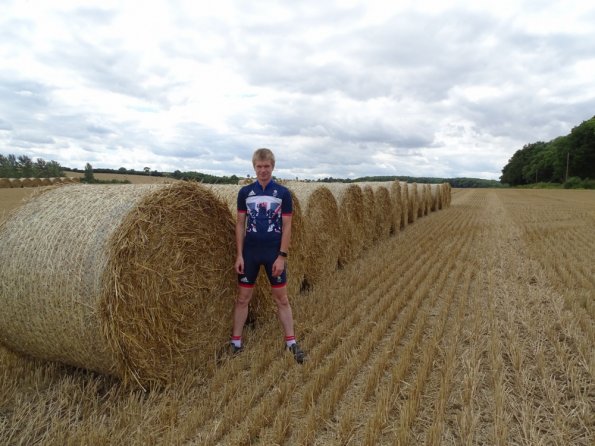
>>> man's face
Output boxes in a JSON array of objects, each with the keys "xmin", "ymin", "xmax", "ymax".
[{"xmin": 254, "ymin": 159, "xmax": 274, "ymax": 183}]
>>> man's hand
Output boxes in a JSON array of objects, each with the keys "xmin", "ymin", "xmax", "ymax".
[
  {"xmin": 235, "ymin": 255, "xmax": 244, "ymax": 274},
  {"xmin": 272, "ymin": 256, "xmax": 286, "ymax": 277}
]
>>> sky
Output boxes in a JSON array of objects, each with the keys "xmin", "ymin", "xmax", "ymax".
[{"xmin": 1, "ymin": 0, "xmax": 594, "ymax": 180}]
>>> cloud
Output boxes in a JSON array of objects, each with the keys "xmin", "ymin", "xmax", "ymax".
[{"xmin": 0, "ymin": 1, "xmax": 594, "ymax": 180}]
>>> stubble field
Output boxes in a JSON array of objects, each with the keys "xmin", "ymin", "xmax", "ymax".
[{"xmin": 0, "ymin": 187, "xmax": 593, "ymax": 445}]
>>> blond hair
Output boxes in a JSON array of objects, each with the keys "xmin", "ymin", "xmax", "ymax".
[{"xmin": 252, "ymin": 148, "xmax": 275, "ymax": 168}]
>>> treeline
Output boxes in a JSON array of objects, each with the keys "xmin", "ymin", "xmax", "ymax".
[
  {"xmin": 500, "ymin": 116, "xmax": 595, "ymax": 186},
  {"xmin": 0, "ymin": 154, "xmax": 63, "ymax": 178},
  {"xmin": 316, "ymin": 175, "xmax": 503, "ymax": 188},
  {"xmin": 65, "ymin": 166, "xmax": 241, "ymax": 184},
  {"xmin": 169, "ymin": 170, "xmax": 240, "ymax": 184},
  {"xmin": 64, "ymin": 166, "xmax": 165, "ymax": 177}
]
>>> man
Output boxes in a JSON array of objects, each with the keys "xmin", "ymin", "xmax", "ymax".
[{"xmin": 231, "ymin": 148, "xmax": 305, "ymax": 363}]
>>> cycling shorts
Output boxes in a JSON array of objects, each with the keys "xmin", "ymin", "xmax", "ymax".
[{"xmin": 238, "ymin": 243, "xmax": 287, "ymax": 288}]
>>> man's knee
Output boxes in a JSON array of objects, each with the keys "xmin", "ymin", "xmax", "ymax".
[
  {"xmin": 236, "ymin": 287, "xmax": 254, "ymax": 307},
  {"xmin": 271, "ymin": 288, "xmax": 290, "ymax": 307}
]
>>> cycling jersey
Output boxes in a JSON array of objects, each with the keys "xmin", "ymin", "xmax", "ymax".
[
  {"xmin": 237, "ymin": 180, "xmax": 292, "ymax": 246},
  {"xmin": 237, "ymin": 180, "xmax": 292, "ymax": 287}
]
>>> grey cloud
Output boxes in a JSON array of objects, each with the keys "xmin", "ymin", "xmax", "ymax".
[
  {"xmin": 0, "ymin": 78, "xmax": 52, "ymax": 113},
  {"xmin": 0, "ymin": 119, "xmax": 13, "ymax": 130}
]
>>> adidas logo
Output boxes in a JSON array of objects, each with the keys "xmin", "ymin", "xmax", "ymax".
[
  {"xmin": 240, "ymin": 277, "xmax": 250, "ymax": 283},
  {"xmin": 248, "ymin": 190, "xmax": 256, "ymax": 196}
]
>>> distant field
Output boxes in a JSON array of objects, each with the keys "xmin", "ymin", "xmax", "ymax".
[
  {"xmin": 0, "ymin": 174, "xmax": 178, "ymax": 223},
  {"xmin": 66, "ymin": 172, "xmax": 179, "ymax": 184},
  {"xmin": 0, "ymin": 188, "xmax": 593, "ymax": 445},
  {"xmin": 0, "ymin": 187, "xmax": 41, "ymax": 224}
]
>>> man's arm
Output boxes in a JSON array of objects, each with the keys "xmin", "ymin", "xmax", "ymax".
[
  {"xmin": 279, "ymin": 214, "xmax": 292, "ymax": 255},
  {"xmin": 235, "ymin": 211, "xmax": 246, "ymax": 274},
  {"xmin": 272, "ymin": 214, "xmax": 291, "ymax": 277}
]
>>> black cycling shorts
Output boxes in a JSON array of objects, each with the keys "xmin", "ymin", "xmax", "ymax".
[{"xmin": 238, "ymin": 243, "xmax": 287, "ymax": 288}]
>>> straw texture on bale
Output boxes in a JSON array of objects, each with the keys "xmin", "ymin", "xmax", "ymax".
[
  {"xmin": 39, "ymin": 178, "xmax": 52, "ymax": 186},
  {"xmin": 19, "ymin": 178, "xmax": 35, "ymax": 187},
  {"xmin": 0, "ymin": 182, "xmax": 236, "ymax": 387},
  {"xmin": 0, "ymin": 178, "xmax": 11, "ymax": 188},
  {"xmin": 8, "ymin": 178, "xmax": 21, "ymax": 188},
  {"xmin": 286, "ymin": 182, "xmax": 339, "ymax": 289},
  {"xmin": 324, "ymin": 183, "xmax": 365, "ymax": 266}
]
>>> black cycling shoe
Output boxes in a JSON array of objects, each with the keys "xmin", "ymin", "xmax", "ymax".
[
  {"xmin": 287, "ymin": 343, "xmax": 306, "ymax": 364},
  {"xmin": 230, "ymin": 343, "xmax": 243, "ymax": 355}
]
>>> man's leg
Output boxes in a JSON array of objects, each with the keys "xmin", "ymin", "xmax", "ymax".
[
  {"xmin": 232, "ymin": 285, "xmax": 254, "ymax": 348},
  {"xmin": 271, "ymin": 286, "xmax": 294, "ymax": 337},
  {"xmin": 271, "ymin": 286, "xmax": 305, "ymax": 363}
]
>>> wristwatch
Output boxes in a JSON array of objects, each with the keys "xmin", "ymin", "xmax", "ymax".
[{"xmin": 278, "ymin": 251, "xmax": 288, "ymax": 258}]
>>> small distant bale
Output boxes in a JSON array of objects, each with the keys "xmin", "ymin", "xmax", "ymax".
[
  {"xmin": 430, "ymin": 184, "xmax": 443, "ymax": 211},
  {"xmin": 39, "ymin": 178, "xmax": 52, "ymax": 186},
  {"xmin": 408, "ymin": 183, "xmax": 419, "ymax": 224},
  {"xmin": 20, "ymin": 178, "xmax": 36, "ymax": 187},
  {"xmin": 400, "ymin": 182, "xmax": 409, "ymax": 229}
]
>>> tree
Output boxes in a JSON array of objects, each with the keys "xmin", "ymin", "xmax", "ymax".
[
  {"xmin": 84, "ymin": 163, "xmax": 95, "ymax": 183},
  {"xmin": 46, "ymin": 160, "xmax": 62, "ymax": 177},
  {"xmin": 1, "ymin": 154, "xmax": 19, "ymax": 177},
  {"xmin": 18, "ymin": 155, "xmax": 33, "ymax": 177},
  {"xmin": 33, "ymin": 158, "xmax": 46, "ymax": 178},
  {"xmin": 566, "ymin": 117, "xmax": 595, "ymax": 180}
]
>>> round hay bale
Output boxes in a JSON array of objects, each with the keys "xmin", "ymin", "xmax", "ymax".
[
  {"xmin": 7, "ymin": 178, "xmax": 22, "ymax": 188},
  {"xmin": 0, "ymin": 182, "xmax": 236, "ymax": 387},
  {"xmin": 430, "ymin": 184, "xmax": 443, "ymax": 211},
  {"xmin": 0, "ymin": 178, "xmax": 11, "ymax": 188},
  {"xmin": 361, "ymin": 185, "xmax": 376, "ymax": 247},
  {"xmin": 286, "ymin": 182, "xmax": 339, "ymax": 290},
  {"xmin": 389, "ymin": 181, "xmax": 402, "ymax": 233},
  {"xmin": 324, "ymin": 183, "xmax": 365, "ymax": 267},
  {"xmin": 39, "ymin": 177, "xmax": 52, "ymax": 186},
  {"xmin": 420, "ymin": 184, "xmax": 430, "ymax": 216},
  {"xmin": 407, "ymin": 183, "xmax": 419, "ymax": 224},
  {"xmin": 399, "ymin": 182, "xmax": 409, "ymax": 229},
  {"xmin": 70, "ymin": 177, "xmax": 81, "ymax": 183},
  {"xmin": 443, "ymin": 183, "xmax": 452, "ymax": 207},
  {"xmin": 20, "ymin": 178, "xmax": 35, "ymax": 187},
  {"xmin": 416, "ymin": 183, "xmax": 425, "ymax": 218},
  {"xmin": 360, "ymin": 182, "xmax": 392, "ymax": 241}
]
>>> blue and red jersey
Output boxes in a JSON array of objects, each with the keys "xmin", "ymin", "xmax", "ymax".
[{"xmin": 237, "ymin": 180, "xmax": 292, "ymax": 246}]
